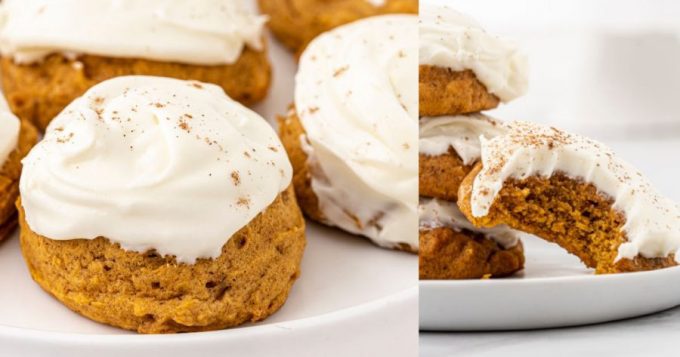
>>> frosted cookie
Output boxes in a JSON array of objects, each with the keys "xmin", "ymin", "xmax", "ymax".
[
  {"xmin": 458, "ymin": 121, "xmax": 680, "ymax": 274},
  {"xmin": 258, "ymin": 0, "xmax": 417, "ymax": 53},
  {"xmin": 419, "ymin": 3, "xmax": 528, "ymax": 116},
  {"xmin": 278, "ymin": 15, "xmax": 418, "ymax": 252},
  {"xmin": 0, "ymin": 0, "xmax": 271, "ymax": 131},
  {"xmin": 0, "ymin": 97, "xmax": 37, "ymax": 242},
  {"xmin": 419, "ymin": 114, "xmax": 506, "ymax": 201},
  {"xmin": 419, "ymin": 198, "xmax": 524, "ymax": 279},
  {"xmin": 18, "ymin": 76, "xmax": 305, "ymax": 333}
]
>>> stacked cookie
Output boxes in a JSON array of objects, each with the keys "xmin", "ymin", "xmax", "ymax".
[
  {"xmin": 0, "ymin": 0, "xmax": 272, "ymax": 131},
  {"xmin": 418, "ymin": 4, "xmax": 529, "ymax": 279},
  {"xmin": 419, "ymin": 4, "xmax": 680, "ymax": 277}
]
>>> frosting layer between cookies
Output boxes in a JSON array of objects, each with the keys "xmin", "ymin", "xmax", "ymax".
[
  {"xmin": 0, "ymin": 0, "xmax": 266, "ymax": 65},
  {"xmin": 419, "ymin": 3, "xmax": 528, "ymax": 102},
  {"xmin": 0, "ymin": 95, "xmax": 19, "ymax": 167},
  {"xmin": 470, "ymin": 121, "xmax": 680, "ymax": 262},
  {"xmin": 20, "ymin": 76, "xmax": 292, "ymax": 263},
  {"xmin": 295, "ymin": 15, "xmax": 418, "ymax": 250},
  {"xmin": 419, "ymin": 114, "xmax": 506, "ymax": 164},
  {"xmin": 419, "ymin": 197, "xmax": 520, "ymax": 248}
]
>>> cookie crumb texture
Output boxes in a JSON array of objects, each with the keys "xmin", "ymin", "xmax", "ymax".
[
  {"xmin": 458, "ymin": 163, "xmax": 677, "ymax": 274},
  {"xmin": 277, "ymin": 108, "xmax": 326, "ymax": 224},
  {"xmin": 1, "ymin": 49, "xmax": 271, "ymax": 131},
  {"xmin": 419, "ymin": 66, "xmax": 499, "ymax": 117},
  {"xmin": 258, "ymin": 0, "xmax": 417, "ymax": 53},
  {"xmin": 419, "ymin": 227, "xmax": 524, "ymax": 279},
  {"xmin": 17, "ymin": 186, "xmax": 305, "ymax": 334},
  {"xmin": 0, "ymin": 120, "xmax": 37, "ymax": 241},
  {"xmin": 419, "ymin": 148, "xmax": 472, "ymax": 201}
]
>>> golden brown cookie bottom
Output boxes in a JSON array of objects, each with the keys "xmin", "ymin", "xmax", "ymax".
[
  {"xmin": 278, "ymin": 107, "xmax": 416, "ymax": 253},
  {"xmin": 18, "ymin": 186, "xmax": 306, "ymax": 334},
  {"xmin": 420, "ymin": 148, "xmax": 473, "ymax": 202},
  {"xmin": 419, "ymin": 66, "xmax": 500, "ymax": 117},
  {"xmin": 258, "ymin": 0, "xmax": 417, "ymax": 53},
  {"xmin": 419, "ymin": 226, "xmax": 524, "ymax": 280},
  {"xmin": 458, "ymin": 163, "xmax": 677, "ymax": 274},
  {"xmin": 0, "ymin": 120, "xmax": 38, "ymax": 241},
  {"xmin": 1, "ymin": 47, "xmax": 271, "ymax": 131}
]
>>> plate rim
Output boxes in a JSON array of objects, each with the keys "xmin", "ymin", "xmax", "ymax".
[
  {"xmin": 0, "ymin": 286, "xmax": 417, "ymax": 343},
  {"xmin": 419, "ymin": 264, "xmax": 680, "ymax": 287}
]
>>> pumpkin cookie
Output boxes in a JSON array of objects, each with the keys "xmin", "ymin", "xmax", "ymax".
[
  {"xmin": 419, "ymin": 114, "xmax": 506, "ymax": 201},
  {"xmin": 18, "ymin": 76, "xmax": 304, "ymax": 333},
  {"xmin": 0, "ymin": 0, "xmax": 271, "ymax": 131},
  {"xmin": 258, "ymin": 0, "xmax": 417, "ymax": 53},
  {"xmin": 419, "ymin": 3, "xmax": 528, "ymax": 116},
  {"xmin": 0, "ymin": 107, "xmax": 37, "ymax": 242},
  {"xmin": 458, "ymin": 121, "xmax": 680, "ymax": 274},
  {"xmin": 419, "ymin": 198, "xmax": 524, "ymax": 279},
  {"xmin": 278, "ymin": 15, "xmax": 418, "ymax": 252}
]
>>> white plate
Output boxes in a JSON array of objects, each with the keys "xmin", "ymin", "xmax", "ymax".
[
  {"xmin": 419, "ymin": 235, "xmax": 680, "ymax": 331},
  {"xmin": 0, "ymin": 28, "xmax": 418, "ymax": 357},
  {"xmin": 0, "ymin": 225, "xmax": 417, "ymax": 356}
]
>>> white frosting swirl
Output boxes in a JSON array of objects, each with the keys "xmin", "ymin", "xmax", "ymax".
[
  {"xmin": 295, "ymin": 15, "xmax": 418, "ymax": 251},
  {"xmin": 20, "ymin": 76, "xmax": 292, "ymax": 263},
  {"xmin": 419, "ymin": 3, "xmax": 529, "ymax": 102},
  {"xmin": 0, "ymin": 95, "xmax": 19, "ymax": 167},
  {"xmin": 419, "ymin": 114, "xmax": 506, "ymax": 165},
  {"xmin": 0, "ymin": 0, "xmax": 266, "ymax": 65},
  {"xmin": 419, "ymin": 197, "xmax": 520, "ymax": 248},
  {"xmin": 470, "ymin": 121, "xmax": 680, "ymax": 262}
]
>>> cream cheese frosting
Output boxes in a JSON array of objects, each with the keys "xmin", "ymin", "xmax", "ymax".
[
  {"xmin": 0, "ymin": 95, "xmax": 20, "ymax": 167},
  {"xmin": 419, "ymin": 197, "xmax": 520, "ymax": 248},
  {"xmin": 419, "ymin": 3, "xmax": 529, "ymax": 102},
  {"xmin": 419, "ymin": 114, "xmax": 506, "ymax": 164},
  {"xmin": 365, "ymin": 0, "xmax": 387, "ymax": 6},
  {"xmin": 469, "ymin": 121, "xmax": 680, "ymax": 262},
  {"xmin": 295, "ymin": 15, "xmax": 418, "ymax": 251},
  {"xmin": 20, "ymin": 76, "xmax": 292, "ymax": 263},
  {"xmin": 0, "ymin": 0, "xmax": 266, "ymax": 65}
]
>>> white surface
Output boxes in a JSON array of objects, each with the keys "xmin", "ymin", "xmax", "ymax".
[
  {"xmin": 420, "ymin": 305, "xmax": 680, "ymax": 357},
  {"xmin": 0, "ymin": 27, "xmax": 418, "ymax": 357}
]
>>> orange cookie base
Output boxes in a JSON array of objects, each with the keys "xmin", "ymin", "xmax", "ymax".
[
  {"xmin": 258, "ymin": 0, "xmax": 417, "ymax": 53},
  {"xmin": 1, "ymin": 47, "xmax": 271, "ymax": 131},
  {"xmin": 419, "ymin": 66, "xmax": 500, "ymax": 117},
  {"xmin": 17, "ymin": 186, "xmax": 306, "ymax": 334},
  {"xmin": 419, "ymin": 148, "xmax": 473, "ymax": 201},
  {"xmin": 278, "ymin": 107, "xmax": 416, "ymax": 253},
  {"xmin": 419, "ymin": 226, "xmax": 524, "ymax": 280}
]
